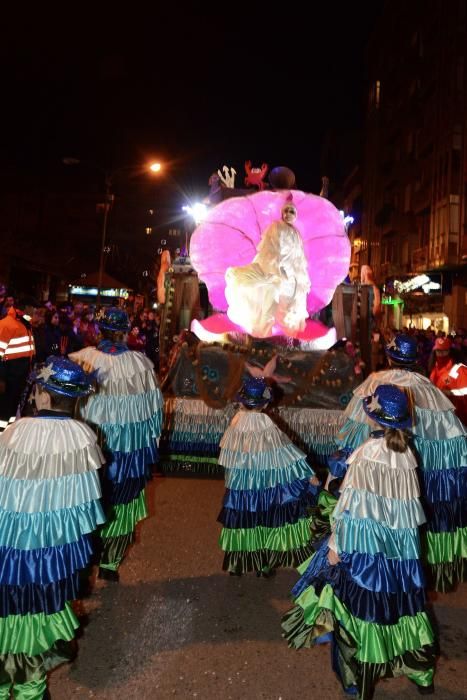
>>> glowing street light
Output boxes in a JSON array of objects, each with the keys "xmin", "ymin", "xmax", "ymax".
[{"xmin": 63, "ymin": 158, "xmax": 163, "ymax": 304}]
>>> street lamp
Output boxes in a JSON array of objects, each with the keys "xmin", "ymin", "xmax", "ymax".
[{"xmin": 63, "ymin": 159, "xmax": 163, "ymax": 305}]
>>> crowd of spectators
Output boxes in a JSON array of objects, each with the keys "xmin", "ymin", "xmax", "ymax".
[
  {"xmin": 0, "ymin": 286, "xmax": 160, "ymax": 370},
  {"xmin": 370, "ymin": 325, "xmax": 467, "ymax": 375}
]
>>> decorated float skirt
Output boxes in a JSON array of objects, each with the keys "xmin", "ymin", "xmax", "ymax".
[
  {"xmin": 0, "ymin": 415, "xmax": 105, "ymax": 697},
  {"xmin": 218, "ymin": 410, "xmax": 318, "ymax": 573}
]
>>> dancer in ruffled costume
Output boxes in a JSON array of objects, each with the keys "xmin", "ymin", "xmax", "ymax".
[
  {"xmin": 225, "ymin": 198, "xmax": 311, "ymax": 338},
  {"xmin": 218, "ymin": 357, "xmax": 319, "ymax": 576},
  {"xmin": 282, "ymin": 385, "xmax": 437, "ymax": 699},
  {"xmin": 336, "ymin": 333, "xmax": 467, "ymax": 592},
  {"xmin": 70, "ymin": 307, "xmax": 163, "ymax": 582},
  {"xmin": 0, "ymin": 356, "xmax": 105, "ymax": 700}
]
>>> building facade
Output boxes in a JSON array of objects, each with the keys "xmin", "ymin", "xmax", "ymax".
[{"xmin": 349, "ymin": 0, "xmax": 467, "ymax": 331}]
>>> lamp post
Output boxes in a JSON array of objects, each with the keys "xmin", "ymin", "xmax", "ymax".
[
  {"xmin": 63, "ymin": 159, "xmax": 163, "ymax": 306},
  {"xmin": 96, "ymin": 172, "xmax": 115, "ymax": 305}
]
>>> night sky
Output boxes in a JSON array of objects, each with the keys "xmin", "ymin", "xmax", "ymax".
[{"xmin": 1, "ymin": 3, "xmax": 384, "ymax": 204}]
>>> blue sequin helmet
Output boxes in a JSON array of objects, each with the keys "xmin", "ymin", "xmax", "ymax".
[
  {"xmin": 363, "ymin": 384, "xmax": 412, "ymax": 430},
  {"xmin": 235, "ymin": 376, "xmax": 272, "ymax": 409},
  {"xmin": 35, "ymin": 356, "xmax": 95, "ymax": 398},
  {"xmin": 97, "ymin": 307, "xmax": 131, "ymax": 332},
  {"xmin": 385, "ymin": 334, "xmax": 418, "ymax": 365}
]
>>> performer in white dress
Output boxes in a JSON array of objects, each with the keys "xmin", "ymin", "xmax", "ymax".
[{"xmin": 225, "ymin": 198, "xmax": 311, "ymax": 337}]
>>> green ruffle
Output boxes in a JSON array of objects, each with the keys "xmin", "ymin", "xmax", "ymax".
[
  {"xmin": 219, "ymin": 517, "xmax": 312, "ymax": 553},
  {"xmin": 0, "ymin": 640, "xmax": 75, "ymax": 685},
  {"xmin": 100, "ymin": 491, "xmax": 147, "ymax": 538},
  {"xmin": 100, "ymin": 532, "xmax": 135, "ymax": 570},
  {"xmin": 293, "ymin": 584, "xmax": 434, "ymax": 664},
  {"xmin": 282, "ymin": 605, "xmax": 436, "ymax": 700},
  {"xmin": 159, "ymin": 456, "xmax": 224, "ymax": 477},
  {"xmin": 429, "ymin": 556, "xmax": 467, "ymax": 593},
  {"xmin": 426, "ymin": 526, "xmax": 467, "ymax": 564},
  {"xmin": 0, "ymin": 604, "xmax": 78, "ymax": 656},
  {"xmin": 223, "ymin": 544, "xmax": 315, "ymax": 574}
]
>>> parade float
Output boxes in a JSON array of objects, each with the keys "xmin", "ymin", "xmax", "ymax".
[{"xmin": 158, "ymin": 166, "xmax": 368, "ymax": 477}]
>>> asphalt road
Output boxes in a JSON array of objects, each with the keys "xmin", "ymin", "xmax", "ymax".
[{"xmin": 50, "ymin": 475, "xmax": 467, "ymax": 700}]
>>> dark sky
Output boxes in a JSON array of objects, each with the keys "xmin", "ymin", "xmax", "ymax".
[{"xmin": 1, "ymin": 3, "xmax": 384, "ymax": 203}]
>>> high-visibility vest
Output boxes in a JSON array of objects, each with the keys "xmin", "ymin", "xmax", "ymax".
[{"xmin": 0, "ymin": 308, "xmax": 35, "ymax": 361}]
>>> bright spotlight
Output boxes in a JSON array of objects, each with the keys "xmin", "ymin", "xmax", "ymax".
[{"xmin": 182, "ymin": 202, "xmax": 208, "ymax": 224}]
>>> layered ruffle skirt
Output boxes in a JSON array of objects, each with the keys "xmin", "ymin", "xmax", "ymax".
[
  {"xmin": 0, "ymin": 417, "xmax": 105, "ymax": 685},
  {"xmin": 282, "ymin": 437, "xmax": 436, "ymax": 699},
  {"xmin": 218, "ymin": 410, "xmax": 318, "ymax": 573},
  {"xmin": 336, "ymin": 369, "xmax": 467, "ymax": 591},
  {"xmin": 71, "ymin": 348, "xmax": 163, "ymax": 571}
]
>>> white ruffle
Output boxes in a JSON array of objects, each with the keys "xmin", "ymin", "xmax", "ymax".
[
  {"xmin": 0, "ymin": 418, "xmax": 104, "ymax": 480},
  {"xmin": 271, "ymin": 407, "xmax": 346, "ymax": 444},
  {"xmin": 164, "ymin": 398, "xmax": 237, "ymax": 431},
  {"xmin": 219, "ymin": 410, "xmax": 306, "ymax": 459},
  {"xmin": 70, "ymin": 348, "xmax": 160, "ymax": 396},
  {"xmin": 351, "ymin": 369, "xmax": 454, "ymax": 411},
  {"xmin": 340, "ymin": 458, "xmax": 420, "ymax": 500},
  {"xmin": 335, "ymin": 488, "xmax": 426, "ymax": 529},
  {"xmin": 347, "ymin": 438, "xmax": 419, "ymax": 470}
]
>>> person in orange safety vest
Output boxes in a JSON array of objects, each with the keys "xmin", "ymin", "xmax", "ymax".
[
  {"xmin": 430, "ymin": 336, "xmax": 467, "ymax": 426},
  {"xmin": 0, "ymin": 300, "xmax": 36, "ymax": 432}
]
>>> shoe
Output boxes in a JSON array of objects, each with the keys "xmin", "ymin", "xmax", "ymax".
[
  {"xmin": 416, "ymin": 684, "xmax": 435, "ymax": 695},
  {"xmin": 256, "ymin": 568, "xmax": 276, "ymax": 579},
  {"xmin": 98, "ymin": 567, "xmax": 119, "ymax": 583}
]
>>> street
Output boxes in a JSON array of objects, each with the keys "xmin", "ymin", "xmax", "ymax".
[{"xmin": 50, "ymin": 475, "xmax": 467, "ymax": 700}]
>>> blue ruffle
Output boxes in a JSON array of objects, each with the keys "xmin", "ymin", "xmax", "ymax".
[
  {"xmin": 225, "ymin": 459, "xmax": 313, "ymax": 491},
  {"xmin": 334, "ymin": 515, "xmax": 420, "ymax": 560},
  {"xmin": 218, "ymin": 500, "xmax": 310, "ymax": 529},
  {"xmin": 0, "ymin": 573, "xmax": 81, "ymax": 616},
  {"xmin": 294, "ymin": 544, "xmax": 425, "ymax": 595},
  {"xmin": 327, "ymin": 448, "xmax": 353, "ymax": 478},
  {"xmin": 223, "ymin": 478, "xmax": 318, "ymax": 511},
  {"xmin": 161, "ymin": 440, "xmax": 219, "ymax": 456},
  {"xmin": 104, "ymin": 474, "xmax": 150, "ymax": 505},
  {"xmin": 97, "ymin": 412, "xmax": 162, "ymax": 452},
  {"xmin": 420, "ymin": 467, "xmax": 467, "ymax": 503},
  {"xmin": 0, "ymin": 535, "xmax": 94, "ymax": 585},
  {"xmin": 310, "ymin": 559, "xmax": 427, "ymax": 625},
  {"xmin": 423, "ymin": 497, "xmax": 467, "ymax": 534},
  {"xmin": 105, "ymin": 443, "xmax": 159, "ymax": 483},
  {"xmin": 0, "ymin": 501, "xmax": 105, "ymax": 550}
]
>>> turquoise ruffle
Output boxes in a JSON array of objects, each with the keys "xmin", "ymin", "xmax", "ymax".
[
  {"xmin": 96, "ymin": 411, "xmax": 162, "ymax": 452},
  {"xmin": 413, "ymin": 435, "xmax": 467, "ymax": 471},
  {"xmin": 220, "ymin": 445, "xmax": 312, "ymax": 470},
  {"xmin": 225, "ymin": 459, "xmax": 313, "ymax": 491},
  {"xmin": 0, "ymin": 471, "xmax": 101, "ymax": 514},
  {"xmin": 81, "ymin": 389, "xmax": 163, "ymax": 425},
  {"xmin": 0, "ymin": 501, "xmax": 105, "ymax": 550},
  {"xmin": 334, "ymin": 514, "xmax": 421, "ymax": 560},
  {"xmin": 335, "ymin": 489, "xmax": 426, "ymax": 530},
  {"xmin": 170, "ymin": 429, "xmax": 224, "ymax": 443}
]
